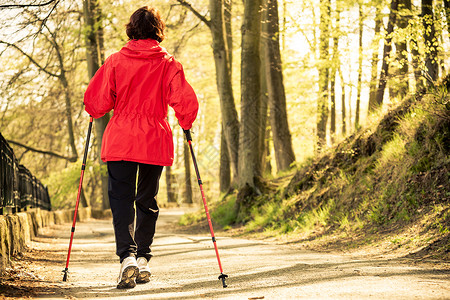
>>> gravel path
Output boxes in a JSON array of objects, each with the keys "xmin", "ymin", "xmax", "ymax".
[{"xmin": 5, "ymin": 208, "xmax": 450, "ymax": 299}]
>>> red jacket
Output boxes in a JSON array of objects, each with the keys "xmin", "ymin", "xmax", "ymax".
[{"xmin": 84, "ymin": 39, "xmax": 199, "ymax": 166}]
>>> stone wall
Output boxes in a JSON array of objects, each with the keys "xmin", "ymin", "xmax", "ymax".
[{"xmin": 0, "ymin": 207, "xmax": 92, "ymax": 273}]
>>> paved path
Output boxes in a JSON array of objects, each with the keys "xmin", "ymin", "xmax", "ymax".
[{"xmin": 13, "ymin": 208, "xmax": 450, "ymax": 299}]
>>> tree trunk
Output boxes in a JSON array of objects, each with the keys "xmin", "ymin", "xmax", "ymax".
[
  {"xmin": 183, "ymin": 142, "xmax": 193, "ymax": 204},
  {"xmin": 264, "ymin": 126, "xmax": 272, "ymax": 175},
  {"xmin": 224, "ymin": 0, "xmax": 232, "ymax": 71},
  {"xmin": 219, "ymin": 0, "xmax": 232, "ymax": 193},
  {"xmin": 348, "ymin": 76, "xmax": 353, "ymax": 130},
  {"xmin": 368, "ymin": 4, "xmax": 382, "ymax": 112},
  {"xmin": 60, "ymin": 76, "xmax": 78, "ymax": 160},
  {"xmin": 409, "ymin": 0, "xmax": 424, "ymax": 91},
  {"xmin": 391, "ymin": 0, "xmax": 411, "ymax": 99},
  {"xmin": 339, "ymin": 66, "xmax": 347, "ymax": 135},
  {"xmin": 355, "ymin": 4, "xmax": 363, "ymax": 129},
  {"xmin": 166, "ymin": 166, "xmax": 177, "ymax": 203},
  {"xmin": 264, "ymin": 0, "xmax": 296, "ymax": 171},
  {"xmin": 237, "ymin": 0, "xmax": 263, "ymax": 214},
  {"xmin": 209, "ymin": 0, "xmax": 240, "ymax": 186},
  {"xmin": 219, "ymin": 125, "xmax": 231, "ymax": 193},
  {"xmin": 83, "ymin": 0, "xmax": 109, "ymax": 209},
  {"xmin": 259, "ymin": 21, "xmax": 269, "ymax": 176},
  {"xmin": 375, "ymin": 0, "xmax": 399, "ymax": 108},
  {"xmin": 422, "ymin": 0, "xmax": 439, "ymax": 83},
  {"xmin": 317, "ymin": 0, "xmax": 331, "ymax": 152},
  {"xmin": 330, "ymin": 4, "xmax": 341, "ymax": 142}
]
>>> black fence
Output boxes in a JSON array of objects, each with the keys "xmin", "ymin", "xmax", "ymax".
[{"xmin": 0, "ymin": 133, "xmax": 51, "ymax": 215}]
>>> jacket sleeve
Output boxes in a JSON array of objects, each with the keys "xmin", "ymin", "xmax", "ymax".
[
  {"xmin": 84, "ymin": 56, "xmax": 116, "ymax": 118},
  {"xmin": 167, "ymin": 63, "xmax": 199, "ymax": 130}
]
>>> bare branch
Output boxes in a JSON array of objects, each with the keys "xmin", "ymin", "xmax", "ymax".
[
  {"xmin": 18, "ymin": 149, "xmax": 30, "ymax": 161},
  {"xmin": 7, "ymin": 139, "xmax": 77, "ymax": 162},
  {"xmin": 0, "ymin": 0, "xmax": 58, "ymax": 9},
  {"xmin": 42, "ymin": 22, "xmax": 66, "ymax": 76},
  {"xmin": 172, "ymin": 19, "xmax": 203, "ymax": 56},
  {"xmin": 0, "ymin": 40, "xmax": 60, "ymax": 77},
  {"xmin": 36, "ymin": 0, "xmax": 60, "ymax": 35},
  {"xmin": 175, "ymin": 0, "xmax": 210, "ymax": 27}
]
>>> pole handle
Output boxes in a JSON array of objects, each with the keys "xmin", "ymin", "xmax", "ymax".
[{"xmin": 183, "ymin": 129, "xmax": 192, "ymax": 142}]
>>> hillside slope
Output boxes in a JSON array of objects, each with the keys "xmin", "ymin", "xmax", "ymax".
[
  {"xmin": 184, "ymin": 76, "xmax": 450, "ymax": 260},
  {"xmin": 276, "ymin": 77, "xmax": 449, "ymax": 258}
]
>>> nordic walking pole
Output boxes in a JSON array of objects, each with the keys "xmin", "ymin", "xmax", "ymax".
[
  {"xmin": 183, "ymin": 129, "xmax": 228, "ymax": 288},
  {"xmin": 62, "ymin": 116, "xmax": 93, "ymax": 282}
]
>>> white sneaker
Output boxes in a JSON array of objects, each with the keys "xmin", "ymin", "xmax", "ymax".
[
  {"xmin": 136, "ymin": 257, "xmax": 151, "ymax": 284},
  {"xmin": 117, "ymin": 256, "xmax": 138, "ymax": 289}
]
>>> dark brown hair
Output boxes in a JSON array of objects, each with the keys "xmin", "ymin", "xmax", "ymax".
[{"xmin": 126, "ymin": 6, "xmax": 165, "ymax": 42}]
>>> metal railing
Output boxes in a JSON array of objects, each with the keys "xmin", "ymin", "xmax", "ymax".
[{"xmin": 0, "ymin": 133, "xmax": 51, "ymax": 215}]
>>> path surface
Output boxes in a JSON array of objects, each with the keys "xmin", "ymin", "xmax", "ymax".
[{"xmin": 5, "ymin": 208, "xmax": 450, "ymax": 299}]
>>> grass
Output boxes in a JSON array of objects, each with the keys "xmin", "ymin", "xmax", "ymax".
[
  {"xmin": 178, "ymin": 194, "xmax": 238, "ymax": 229},
  {"xmin": 375, "ymin": 133, "xmax": 407, "ymax": 173},
  {"xmin": 178, "ymin": 211, "xmax": 205, "ymax": 226},
  {"xmin": 210, "ymin": 195, "xmax": 238, "ymax": 228}
]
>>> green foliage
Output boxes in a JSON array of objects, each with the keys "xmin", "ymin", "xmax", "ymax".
[
  {"xmin": 375, "ymin": 133, "xmax": 407, "ymax": 172},
  {"xmin": 42, "ymin": 160, "xmax": 106, "ymax": 209},
  {"xmin": 178, "ymin": 211, "xmax": 204, "ymax": 226},
  {"xmin": 178, "ymin": 194, "xmax": 237, "ymax": 228},
  {"xmin": 210, "ymin": 195, "xmax": 237, "ymax": 228},
  {"xmin": 246, "ymin": 201, "xmax": 283, "ymax": 232},
  {"xmin": 429, "ymin": 205, "xmax": 450, "ymax": 235},
  {"xmin": 43, "ymin": 161, "xmax": 82, "ymax": 209}
]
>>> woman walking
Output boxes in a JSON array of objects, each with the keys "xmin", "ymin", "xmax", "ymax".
[{"xmin": 84, "ymin": 6, "xmax": 199, "ymax": 289}]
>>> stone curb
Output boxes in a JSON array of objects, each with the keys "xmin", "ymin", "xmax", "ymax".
[{"xmin": 0, "ymin": 207, "xmax": 93, "ymax": 274}]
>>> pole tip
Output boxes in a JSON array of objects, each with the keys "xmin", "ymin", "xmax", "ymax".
[
  {"xmin": 62, "ymin": 269, "xmax": 68, "ymax": 282},
  {"xmin": 218, "ymin": 273, "xmax": 228, "ymax": 288}
]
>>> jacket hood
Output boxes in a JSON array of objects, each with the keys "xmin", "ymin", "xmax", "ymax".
[{"xmin": 119, "ymin": 39, "xmax": 169, "ymax": 59}]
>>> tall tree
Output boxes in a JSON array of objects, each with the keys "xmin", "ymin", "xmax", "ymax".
[
  {"xmin": 317, "ymin": 0, "xmax": 331, "ymax": 152},
  {"xmin": 330, "ymin": 2, "xmax": 340, "ymax": 142},
  {"xmin": 375, "ymin": 0, "xmax": 399, "ymax": 108},
  {"xmin": 368, "ymin": 3, "xmax": 382, "ymax": 112},
  {"xmin": 409, "ymin": 2, "xmax": 425, "ymax": 91},
  {"xmin": 339, "ymin": 66, "xmax": 347, "ymax": 135},
  {"xmin": 176, "ymin": 0, "xmax": 240, "ymax": 186},
  {"xmin": 237, "ymin": 0, "xmax": 263, "ymax": 211},
  {"xmin": 422, "ymin": 0, "xmax": 439, "ymax": 83},
  {"xmin": 390, "ymin": 0, "xmax": 411, "ymax": 99},
  {"xmin": 208, "ymin": 0, "xmax": 240, "ymax": 185},
  {"xmin": 355, "ymin": 2, "xmax": 363, "ymax": 129},
  {"xmin": 83, "ymin": 0, "xmax": 109, "ymax": 209},
  {"xmin": 219, "ymin": 0, "xmax": 233, "ymax": 193},
  {"xmin": 263, "ymin": 0, "xmax": 296, "ymax": 171},
  {"xmin": 259, "ymin": 24, "xmax": 269, "ymax": 176}
]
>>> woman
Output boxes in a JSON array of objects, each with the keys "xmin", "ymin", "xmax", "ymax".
[{"xmin": 84, "ymin": 6, "xmax": 198, "ymax": 289}]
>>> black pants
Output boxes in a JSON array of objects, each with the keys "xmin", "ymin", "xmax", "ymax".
[{"xmin": 107, "ymin": 161, "xmax": 163, "ymax": 263}]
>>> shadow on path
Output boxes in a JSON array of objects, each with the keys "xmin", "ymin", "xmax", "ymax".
[{"xmin": 3, "ymin": 209, "xmax": 450, "ymax": 299}]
